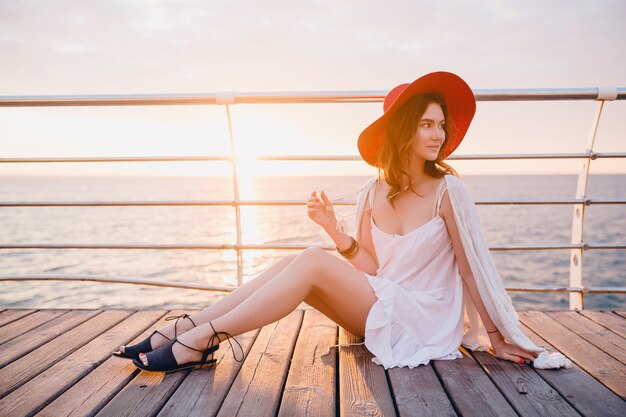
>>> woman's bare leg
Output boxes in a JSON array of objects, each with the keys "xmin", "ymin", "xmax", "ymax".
[
  {"xmin": 121, "ymin": 254, "xmax": 298, "ymax": 352},
  {"xmin": 122, "ymin": 253, "xmax": 350, "ymax": 352},
  {"xmin": 190, "ymin": 256, "xmax": 352, "ymax": 329},
  {"xmin": 140, "ymin": 247, "xmax": 377, "ymax": 365}
]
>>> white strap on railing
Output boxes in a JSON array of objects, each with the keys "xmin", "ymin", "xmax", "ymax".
[
  {"xmin": 596, "ymin": 86, "xmax": 618, "ymax": 100},
  {"xmin": 216, "ymin": 91, "xmax": 235, "ymax": 105}
]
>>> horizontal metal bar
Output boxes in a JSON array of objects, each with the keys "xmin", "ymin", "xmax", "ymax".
[
  {"xmin": 1, "ymin": 275, "xmax": 623, "ymax": 295},
  {"xmin": 505, "ymin": 285, "xmax": 626, "ymax": 294},
  {"xmin": 489, "ymin": 243, "xmax": 626, "ymax": 251},
  {"xmin": 0, "ymin": 92, "xmax": 382, "ymax": 107},
  {"xmin": 0, "ymin": 200, "xmax": 239, "ymax": 207},
  {"xmin": 447, "ymin": 152, "xmax": 626, "ymax": 160},
  {"xmin": 472, "ymin": 88, "xmax": 626, "ymax": 101},
  {"xmin": 1, "ymin": 152, "xmax": 625, "ymax": 164},
  {"xmin": 2, "ymin": 198, "xmax": 625, "ymax": 208},
  {"xmin": 475, "ymin": 198, "xmax": 626, "ymax": 206},
  {"xmin": 0, "ymin": 243, "xmax": 239, "ymax": 250},
  {"xmin": 0, "ymin": 275, "xmax": 235, "ymax": 292},
  {"xmin": 0, "ymin": 156, "xmax": 232, "ymax": 163},
  {"xmin": 0, "ymin": 200, "xmax": 329, "ymax": 207},
  {"xmin": 1, "ymin": 88, "xmax": 625, "ymax": 107},
  {"xmin": 1, "ymin": 243, "xmax": 624, "ymax": 251},
  {"xmin": 472, "ymin": 198, "xmax": 626, "ymax": 206}
]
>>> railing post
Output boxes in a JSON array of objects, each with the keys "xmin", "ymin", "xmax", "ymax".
[
  {"xmin": 569, "ymin": 87, "xmax": 617, "ymax": 310},
  {"xmin": 218, "ymin": 92, "xmax": 244, "ymax": 287},
  {"xmin": 226, "ymin": 104, "xmax": 244, "ymax": 287},
  {"xmin": 569, "ymin": 97, "xmax": 607, "ymax": 309}
]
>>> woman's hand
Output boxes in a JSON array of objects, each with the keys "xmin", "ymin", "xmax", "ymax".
[
  {"xmin": 491, "ymin": 338, "xmax": 538, "ymax": 364},
  {"xmin": 306, "ymin": 190, "xmax": 337, "ymax": 231}
]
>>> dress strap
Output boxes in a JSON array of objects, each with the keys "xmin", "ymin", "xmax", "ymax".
[{"xmin": 432, "ymin": 178, "xmax": 448, "ymax": 217}]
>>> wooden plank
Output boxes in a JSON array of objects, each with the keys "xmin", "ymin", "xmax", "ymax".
[
  {"xmin": 0, "ymin": 309, "xmax": 35, "ymax": 327},
  {"xmin": 0, "ymin": 309, "xmax": 130, "ymax": 398},
  {"xmin": 0, "ymin": 308, "xmax": 620, "ymax": 417},
  {"xmin": 614, "ymin": 311, "xmax": 626, "ymax": 319},
  {"xmin": 157, "ymin": 329, "xmax": 259, "ymax": 417},
  {"xmin": 216, "ymin": 310, "xmax": 303, "ymax": 417},
  {"xmin": 90, "ymin": 311, "xmax": 192, "ymax": 417},
  {"xmin": 35, "ymin": 310, "xmax": 168, "ymax": 417},
  {"xmin": 547, "ymin": 310, "xmax": 626, "ymax": 363},
  {"xmin": 0, "ymin": 309, "xmax": 98, "ymax": 367},
  {"xmin": 0, "ymin": 309, "xmax": 67, "ymax": 345},
  {"xmin": 278, "ymin": 309, "xmax": 337, "ymax": 417},
  {"xmin": 387, "ymin": 364, "xmax": 456, "ymax": 417},
  {"xmin": 470, "ymin": 350, "xmax": 579, "ymax": 416},
  {"xmin": 519, "ymin": 310, "xmax": 626, "ymax": 398},
  {"xmin": 0, "ymin": 310, "xmax": 162, "ymax": 417},
  {"xmin": 578, "ymin": 310, "xmax": 626, "ymax": 339},
  {"xmin": 338, "ymin": 328, "xmax": 396, "ymax": 417},
  {"xmin": 93, "ymin": 309, "xmax": 250, "ymax": 417},
  {"xmin": 433, "ymin": 348, "xmax": 517, "ymax": 417},
  {"xmin": 519, "ymin": 322, "xmax": 626, "ymax": 417}
]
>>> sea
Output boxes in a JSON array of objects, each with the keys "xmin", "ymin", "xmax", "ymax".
[{"xmin": 0, "ymin": 174, "xmax": 624, "ymax": 311}]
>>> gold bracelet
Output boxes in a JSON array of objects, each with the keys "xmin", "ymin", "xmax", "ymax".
[
  {"xmin": 337, "ymin": 237, "xmax": 359, "ymax": 259},
  {"xmin": 337, "ymin": 237, "xmax": 357, "ymax": 255},
  {"xmin": 344, "ymin": 240, "xmax": 360, "ymax": 259}
]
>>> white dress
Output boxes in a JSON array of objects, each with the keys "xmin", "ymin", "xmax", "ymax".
[{"xmin": 363, "ymin": 178, "xmax": 465, "ymax": 369}]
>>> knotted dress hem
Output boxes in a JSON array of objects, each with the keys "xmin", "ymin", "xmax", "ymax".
[{"xmin": 363, "ymin": 274, "xmax": 463, "ymax": 369}]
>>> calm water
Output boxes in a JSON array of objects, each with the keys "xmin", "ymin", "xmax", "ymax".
[{"xmin": 0, "ymin": 174, "xmax": 624, "ymax": 310}]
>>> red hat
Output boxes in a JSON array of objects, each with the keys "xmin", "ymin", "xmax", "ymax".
[{"xmin": 358, "ymin": 71, "xmax": 476, "ymax": 167}]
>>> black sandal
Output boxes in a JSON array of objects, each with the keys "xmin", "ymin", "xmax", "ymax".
[
  {"xmin": 112, "ymin": 313, "xmax": 197, "ymax": 360},
  {"xmin": 132, "ymin": 321, "xmax": 244, "ymax": 373}
]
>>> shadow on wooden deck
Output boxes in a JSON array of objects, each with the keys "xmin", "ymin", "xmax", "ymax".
[{"xmin": 0, "ymin": 308, "xmax": 624, "ymax": 417}]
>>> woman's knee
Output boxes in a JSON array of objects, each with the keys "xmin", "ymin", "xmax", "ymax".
[
  {"xmin": 298, "ymin": 246, "xmax": 327, "ymax": 259},
  {"xmin": 288, "ymin": 247, "xmax": 335, "ymax": 281},
  {"xmin": 295, "ymin": 246, "xmax": 329, "ymax": 268},
  {"xmin": 283, "ymin": 254, "xmax": 298, "ymax": 263}
]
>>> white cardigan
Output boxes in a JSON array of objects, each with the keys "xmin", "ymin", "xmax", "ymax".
[{"xmin": 354, "ymin": 174, "xmax": 571, "ymax": 369}]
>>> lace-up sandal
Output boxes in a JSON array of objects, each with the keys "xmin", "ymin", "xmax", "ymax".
[
  {"xmin": 112, "ymin": 313, "xmax": 197, "ymax": 360},
  {"xmin": 132, "ymin": 321, "xmax": 245, "ymax": 373}
]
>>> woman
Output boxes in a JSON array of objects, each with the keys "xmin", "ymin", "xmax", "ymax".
[{"xmin": 113, "ymin": 71, "xmax": 569, "ymax": 372}]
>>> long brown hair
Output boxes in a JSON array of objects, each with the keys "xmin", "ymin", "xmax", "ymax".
[{"xmin": 376, "ymin": 93, "xmax": 458, "ymax": 208}]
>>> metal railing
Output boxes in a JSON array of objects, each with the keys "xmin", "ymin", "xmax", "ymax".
[{"xmin": 1, "ymin": 87, "xmax": 625, "ymax": 309}]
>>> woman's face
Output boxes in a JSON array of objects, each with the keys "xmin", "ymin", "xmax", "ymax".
[{"xmin": 410, "ymin": 102, "xmax": 446, "ymax": 163}]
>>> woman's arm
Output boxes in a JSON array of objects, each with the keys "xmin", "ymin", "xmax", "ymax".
[
  {"xmin": 325, "ymin": 192, "xmax": 379, "ymax": 275},
  {"xmin": 307, "ymin": 189, "xmax": 379, "ymax": 275},
  {"xmin": 439, "ymin": 190, "xmax": 537, "ymax": 364}
]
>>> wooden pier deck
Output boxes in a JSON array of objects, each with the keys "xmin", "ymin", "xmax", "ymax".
[{"xmin": 0, "ymin": 308, "xmax": 624, "ymax": 417}]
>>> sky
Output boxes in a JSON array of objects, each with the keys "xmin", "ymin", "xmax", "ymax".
[{"xmin": 1, "ymin": 0, "xmax": 624, "ymax": 177}]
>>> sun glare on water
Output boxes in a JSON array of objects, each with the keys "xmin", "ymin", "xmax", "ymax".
[
  {"xmin": 224, "ymin": 107, "xmax": 337, "ymax": 280},
  {"xmin": 231, "ymin": 119, "xmax": 270, "ymax": 277}
]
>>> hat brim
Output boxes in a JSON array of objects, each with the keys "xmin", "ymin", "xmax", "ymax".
[{"xmin": 358, "ymin": 71, "xmax": 476, "ymax": 167}]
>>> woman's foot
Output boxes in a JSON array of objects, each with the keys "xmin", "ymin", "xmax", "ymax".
[
  {"xmin": 135, "ymin": 321, "xmax": 244, "ymax": 372},
  {"xmin": 114, "ymin": 313, "xmax": 197, "ymax": 359},
  {"xmin": 134, "ymin": 338, "xmax": 219, "ymax": 373}
]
